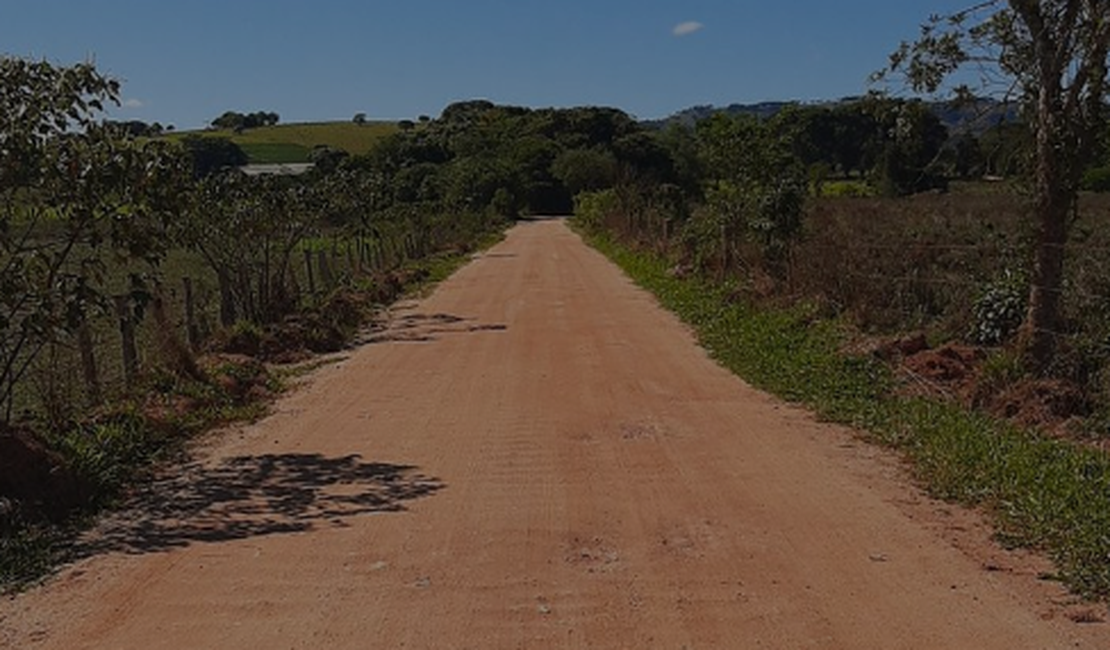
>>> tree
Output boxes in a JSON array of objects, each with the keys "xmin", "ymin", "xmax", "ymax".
[
  {"xmin": 180, "ymin": 136, "xmax": 249, "ymax": 178},
  {"xmin": 309, "ymin": 145, "xmax": 349, "ymax": 174},
  {"xmin": 885, "ymin": 1, "xmax": 1110, "ymax": 370},
  {"xmin": 0, "ymin": 58, "xmax": 190, "ymax": 420},
  {"xmin": 353, "ymin": 112, "xmax": 368, "ymax": 125},
  {"xmin": 551, "ymin": 148, "xmax": 619, "ymax": 196},
  {"xmin": 863, "ymin": 98, "xmax": 950, "ymax": 195},
  {"xmin": 184, "ymin": 175, "xmax": 318, "ymax": 325},
  {"xmin": 696, "ymin": 113, "xmax": 807, "ymax": 270},
  {"xmin": 212, "ymin": 111, "xmax": 246, "ymax": 131},
  {"xmin": 104, "ymin": 120, "xmax": 163, "ymax": 137},
  {"xmin": 211, "ymin": 110, "xmax": 279, "ymax": 131}
]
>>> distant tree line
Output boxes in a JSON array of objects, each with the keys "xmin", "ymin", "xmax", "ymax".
[
  {"xmin": 104, "ymin": 119, "xmax": 173, "ymax": 137},
  {"xmin": 334, "ymin": 100, "xmax": 688, "ymax": 218},
  {"xmin": 211, "ymin": 110, "xmax": 280, "ymax": 131}
]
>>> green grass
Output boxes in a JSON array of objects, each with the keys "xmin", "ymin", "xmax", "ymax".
[
  {"xmin": 0, "ymin": 523, "xmax": 57, "ymax": 589},
  {"xmin": 166, "ymin": 121, "xmax": 398, "ymax": 163},
  {"xmin": 582, "ymin": 225, "xmax": 1110, "ymax": 601},
  {"xmin": 238, "ymin": 142, "xmax": 312, "ymax": 164},
  {"xmin": 402, "ymin": 230, "xmax": 506, "ymax": 299}
]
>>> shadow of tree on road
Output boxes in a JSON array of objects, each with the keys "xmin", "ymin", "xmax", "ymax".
[
  {"xmin": 360, "ymin": 312, "xmax": 507, "ymax": 344},
  {"xmin": 70, "ymin": 454, "xmax": 443, "ymax": 559}
]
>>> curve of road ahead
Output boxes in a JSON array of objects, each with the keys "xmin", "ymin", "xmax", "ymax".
[{"xmin": 2, "ymin": 218, "xmax": 1106, "ymax": 649}]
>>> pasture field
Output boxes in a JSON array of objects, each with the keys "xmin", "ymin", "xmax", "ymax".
[{"xmin": 167, "ymin": 121, "xmax": 399, "ymax": 163}]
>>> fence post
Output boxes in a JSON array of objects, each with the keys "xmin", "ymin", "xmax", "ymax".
[
  {"xmin": 115, "ymin": 295, "xmax": 138, "ymax": 388},
  {"xmin": 348, "ymin": 241, "xmax": 359, "ymax": 276},
  {"xmin": 719, "ymin": 223, "xmax": 729, "ymax": 282},
  {"xmin": 304, "ymin": 248, "xmax": 316, "ymax": 297},
  {"xmin": 152, "ymin": 289, "xmax": 201, "ymax": 380},
  {"xmin": 317, "ymin": 249, "xmax": 335, "ymax": 290},
  {"xmin": 77, "ymin": 322, "xmax": 101, "ymax": 406},
  {"xmin": 183, "ymin": 277, "xmax": 200, "ymax": 351},
  {"xmin": 218, "ymin": 272, "xmax": 237, "ymax": 327}
]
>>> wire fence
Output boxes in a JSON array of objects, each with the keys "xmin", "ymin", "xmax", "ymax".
[
  {"xmin": 605, "ymin": 190, "xmax": 1110, "ymax": 383},
  {"xmin": 12, "ymin": 229, "xmax": 449, "ymax": 424}
]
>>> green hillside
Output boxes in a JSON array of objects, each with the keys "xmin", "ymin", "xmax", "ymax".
[{"xmin": 169, "ymin": 121, "xmax": 399, "ymax": 163}]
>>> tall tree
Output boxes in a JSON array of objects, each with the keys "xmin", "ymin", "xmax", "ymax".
[{"xmin": 885, "ymin": 1, "xmax": 1110, "ymax": 369}]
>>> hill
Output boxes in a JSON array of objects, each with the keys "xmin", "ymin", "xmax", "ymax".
[
  {"xmin": 168, "ymin": 121, "xmax": 399, "ymax": 164},
  {"xmin": 646, "ymin": 98, "xmax": 1017, "ymax": 134}
]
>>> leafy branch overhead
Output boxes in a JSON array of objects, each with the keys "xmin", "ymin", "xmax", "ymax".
[{"xmin": 0, "ymin": 58, "xmax": 191, "ymax": 421}]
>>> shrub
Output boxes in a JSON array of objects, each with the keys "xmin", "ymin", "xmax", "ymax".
[
  {"xmin": 573, "ymin": 189, "xmax": 620, "ymax": 233},
  {"xmin": 970, "ymin": 269, "xmax": 1027, "ymax": 346},
  {"xmin": 1081, "ymin": 166, "xmax": 1110, "ymax": 192},
  {"xmin": 820, "ymin": 180, "xmax": 876, "ymax": 198}
]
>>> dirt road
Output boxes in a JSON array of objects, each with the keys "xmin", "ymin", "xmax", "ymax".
[{"xmin": 2, "ymin": 219, "xmax": 1106, "ymax": 649}]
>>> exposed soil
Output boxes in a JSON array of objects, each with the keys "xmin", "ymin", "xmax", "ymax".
[
  {"xmin": 899, "ymin": 342, "xmax": 985, "ymax": 401},
  {"xmin": 892, "ymin": 339, "xmax": 1090, "ymax": 435},
  {"xmin": 0, "ymin": 428, "xmax": 89, "ymax": 526},
  {"xmin": 2, "ymin": 219, "xmax": 1107, "ymax": 649}
]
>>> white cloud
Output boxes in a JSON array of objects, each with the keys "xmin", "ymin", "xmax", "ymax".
[
  {"xmin": 122, "ymin": 98, "xmax": 144, "ymax": 109},
  {"xmin": 673, "ymin": 21, "xmax": 704, "ymax": 37}
]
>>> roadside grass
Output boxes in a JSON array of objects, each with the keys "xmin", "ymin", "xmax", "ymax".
[
  {"xmin": 583, "ymin": 227, "xmax": 1110, "ymax": 601},
  {"xmin": 0, "ymin": 522, "xmax": 56, "ymax": 588},
  {"xmin": 166, "ymin": 122, "xmax": 398, "ymax": 162},
  {"xmin": 1, "ymin": 375, "xmax": 273, "ymax": 589},
  {"xmin": 413, "ymin": 230, "xmax": 506, "ymax": 290}
]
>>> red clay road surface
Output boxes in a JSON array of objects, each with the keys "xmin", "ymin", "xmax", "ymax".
[{"xmin": 2, "ymin": 218, "xmax": 1108, "ymax": 649}]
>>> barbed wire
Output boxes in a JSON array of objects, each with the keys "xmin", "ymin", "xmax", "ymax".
[
  {"xmin": 796, "ymin": 242, "xmax": 1110, "ymax": 252},
  {"xmin": 834, "ymin": 268, "xmax": 1110, "ymax": 303}
]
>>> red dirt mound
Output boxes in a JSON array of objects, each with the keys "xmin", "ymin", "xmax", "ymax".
[
  {"xmin": 0, "ymin": 427, "xmax": 89, "ymax": 524},
  {"xmin": 986, "ymin": 378, "xmax": 1088, "ymax": 434},
  {"xmin": 899, "ymin": 343, "xmax": 985, "ymax": 399},
  {"xmin": 898, "ymin": 344, "xmax": 1088, "ymax": 434}
]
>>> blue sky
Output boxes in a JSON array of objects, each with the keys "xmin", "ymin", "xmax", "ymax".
[{"xmin": 0, "ymin": 1, "xmax": 970, "ymax": 130}]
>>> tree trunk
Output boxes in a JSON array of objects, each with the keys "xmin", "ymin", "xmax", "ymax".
[
  {"xmin": 1019, "ymin": 73, "xmax": 1070, "ymax": 373},
  {"xmin": 1019, "ymin": 189, "xmax": 1068, "ymax": 372}
]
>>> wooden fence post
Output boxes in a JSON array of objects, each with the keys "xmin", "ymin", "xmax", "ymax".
[
  {"xmin": 317, "ymin": 249, "xmax": 335, "ymax": 290},
  {"xmin": 218, "ymin": 272, "xmax": 236, "ymax": 327},
  {"xmin": 115, "ymin": 295, "xmax": 138, "ymax": 388},
  {"xmin": 719, "ymin": 223, "xmax": 730, "ymax": 281},
  {"xmin": 349, "ymin": 241, "xmax": 359, "ymax": 276},
  {"xmin": 152, "ymin": 289, "xmax": 201, "ymax": 380},
  {"xmin": 183, "ymin": 277, "xmax": 200, "ymax": 351},
  {"xmin": 304, "ymin": 248, "xmax": 317, "ymax": 297},
  {"xmin": 77, "ymin": 322, "xmax": 101, "ymax": 406}
]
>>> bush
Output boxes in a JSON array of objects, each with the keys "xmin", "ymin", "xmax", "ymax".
[
  {"xmin": 1081, "ymin": 166, "xmax": 1110, "ymax": 192},
  {"xmin": 820, "ymin": 180, "xmax": 876, "ymax": 198},
  {"xmin": 970, "ymin": 269, "xmax": 1027, "ymax": 346},
  {"xmin": 573, "ymin": 189, "xmax": 620, "ymax": 233}
]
